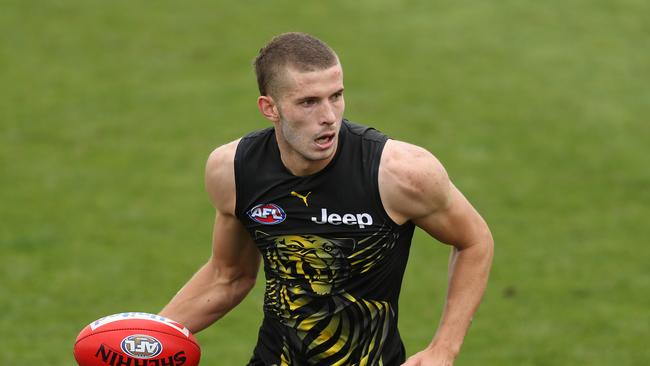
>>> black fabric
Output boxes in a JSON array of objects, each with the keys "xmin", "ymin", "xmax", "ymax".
[{"xmin": 234, "ymin": 120, "xmax": 415, "ymax": 365}]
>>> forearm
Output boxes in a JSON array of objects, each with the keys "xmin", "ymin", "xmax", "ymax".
[
  {"xmin": 430, "ymin": 237, "xmax": 494, "ymax": 356},
  {"xmin": 160, "ymin": 261, "xmax": 257, "ymax": 333}
]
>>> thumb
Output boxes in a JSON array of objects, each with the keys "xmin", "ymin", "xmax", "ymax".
[{"xmin": 401, "ymin": 356, "xmax": 419, "ymax": 366}]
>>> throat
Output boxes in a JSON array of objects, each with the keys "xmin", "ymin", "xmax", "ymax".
[{"xmin": 280, "ymin": 152, "xmax": 335, "ymax": 176}]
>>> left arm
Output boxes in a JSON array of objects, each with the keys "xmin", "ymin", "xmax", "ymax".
[
  {"xmin": 379, "ymin": 140, "xmax": 494, "ymax": 365},
  {"xmin": 409, "ymin": 183, "xmax": 494, "ymax": 364}
]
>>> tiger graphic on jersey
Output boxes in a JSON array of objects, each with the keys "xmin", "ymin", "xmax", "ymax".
[{"xmin": 255, "ymin": 228, "xmax": 398, "ymax": 365}]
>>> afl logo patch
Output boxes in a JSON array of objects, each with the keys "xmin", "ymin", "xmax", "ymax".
[
  {"xmin": 248, "ymin": 203, "xmax": 286, "ymax": 225},
  {"xmin": 120, "ymin": 335, "xmax": 163, "ymax": 359}
]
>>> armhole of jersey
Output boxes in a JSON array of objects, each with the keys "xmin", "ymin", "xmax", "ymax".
[
  {"xmin": 233, "ymin": 138, "xmax": 246, "ymax": 221},
  {"xmin": 370, "ymin": 138, "xmax": 409, "ymax": 229}
]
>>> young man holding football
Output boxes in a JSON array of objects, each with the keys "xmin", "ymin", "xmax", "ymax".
[{"xmin": 160, "ymin": 32, "xmax": 493, "ymax": 366}]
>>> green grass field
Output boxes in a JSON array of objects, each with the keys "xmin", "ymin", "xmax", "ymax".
[{"xmin": 2, "ymin": 0, "xmax": 649, "ymax": 364}]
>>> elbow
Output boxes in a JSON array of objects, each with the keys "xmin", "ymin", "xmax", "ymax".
[
  {"xmin": 221, "ymin": 269, "xmax": 258, "ymax": 300},
  {"xmin": 238, "ymin": 273, "xmax": 258, "ymax": 294},
  {"xmin": 223, "ymin": 274, "xmax": 257, "ymax": 311},
  {"xmin": 486, "ymin": 227, "xmax": 495, "ymax": 254},
  {"xmin": 479, "ymin": 227, "xmax": 495, "ymax": 263},
  {"xmin": 460, "ymin": 226, "xmax": 494, "ymax": 267},
  {"xmin": 460, "ymin": 224, "xmax": 494, "ymax": 257},
  {"xmin": 480, "ymin": 230, "xmax": 495, "ymax": 275}
]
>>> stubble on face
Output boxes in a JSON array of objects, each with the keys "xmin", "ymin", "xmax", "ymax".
[
  {"xmin": 276, "ymin": 113, "xmax": 338, "ymax": 163},
  {"xmin": 272, "ymin": 63, "xmax": 345, "ymax": 176}
]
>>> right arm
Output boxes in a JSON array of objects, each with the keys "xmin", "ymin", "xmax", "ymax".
[{"xmin": 159, "ymin": 140, "xmax": 261, "ymax": 333}]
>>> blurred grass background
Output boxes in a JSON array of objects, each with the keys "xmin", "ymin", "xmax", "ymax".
[{"xmin": 1, "ymin": 0, "xmax": 649, "ymax": 364}]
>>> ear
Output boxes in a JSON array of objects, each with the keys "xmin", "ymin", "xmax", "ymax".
[{"xmin": 257, "ymin": 95, "xmax": 280, "ymax": 122}]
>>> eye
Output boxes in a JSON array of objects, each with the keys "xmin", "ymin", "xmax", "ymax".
[
  {"xmin": 330, "ymin": 91, "xmax": 344, "ymax": 101},
  {"xmin": 299, "ymin": 98, "xmax": 317, "ymax": 107}
]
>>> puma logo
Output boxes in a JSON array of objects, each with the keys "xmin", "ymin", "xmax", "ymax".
[{"xmin": 291, "ymin": 191, "xmax": 312, "ymax": 207}]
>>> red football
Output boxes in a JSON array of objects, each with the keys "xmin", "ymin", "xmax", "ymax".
[{"xmin": 74, "ymin": 312, "xmax": 201, "ymax": 366}]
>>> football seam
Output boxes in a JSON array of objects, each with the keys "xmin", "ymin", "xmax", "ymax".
[{"xmin": 75, "ymin": 327, "xmax": 201, "ymax": 351}]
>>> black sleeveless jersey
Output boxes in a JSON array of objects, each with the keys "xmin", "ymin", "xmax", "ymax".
[{"xmin": 234, "ymin": 120, "xmax": 416, "ymax": 366}]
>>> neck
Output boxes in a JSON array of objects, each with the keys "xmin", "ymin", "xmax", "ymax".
[{"xmin": 275, "ymin": 136, "xmax": 337, "ymax": 177}]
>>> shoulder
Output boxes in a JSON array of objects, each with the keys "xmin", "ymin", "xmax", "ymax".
[
  {"xmin": 342, "ymin": 119, "xmax": 388, "ymax": 142},
  {"xmin": 379, "ymin": 139, "xmax": 451, "ymax": 224},
  {"xmin": 205, "ymin": 139, "xmax": 241, "ymax": 215}
]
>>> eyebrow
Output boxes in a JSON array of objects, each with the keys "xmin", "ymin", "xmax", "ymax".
[{"xmin": 295, "ymin": 88, "xmax": 345, "ymax": 102}]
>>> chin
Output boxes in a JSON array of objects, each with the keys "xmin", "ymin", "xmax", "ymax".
[{"xmin": 309, "ymin": 148, "xmax": 336, "ymax": 162}]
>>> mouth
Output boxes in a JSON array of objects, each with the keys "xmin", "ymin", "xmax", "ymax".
[{"xmin": 314, "ymin": 132, "xmax": 336, "ymax": 149}]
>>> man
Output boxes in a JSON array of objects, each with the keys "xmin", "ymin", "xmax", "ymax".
[{"xmin": 160, "ymin": 32, "xmax": 493, "ymax": 366}]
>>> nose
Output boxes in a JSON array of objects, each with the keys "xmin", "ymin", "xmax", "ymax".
[{"xmin": 320, "ymin": 100, "xmax": 337, "ymax": 125}]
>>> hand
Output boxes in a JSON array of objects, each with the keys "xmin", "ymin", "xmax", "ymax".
[{"xmin": 401, "ymin": 346, "xmax": 456, "ymax": 366}]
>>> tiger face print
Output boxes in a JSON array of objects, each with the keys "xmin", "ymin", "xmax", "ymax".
[{"xmin": 264, "ymin": 234, "xmax": 351, "ymax": 296}]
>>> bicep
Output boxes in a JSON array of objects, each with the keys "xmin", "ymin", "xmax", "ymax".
[
  {"xmin": 204, "ymin": 140, "xmax": 259, "ymax": 277},
  {"xmin": 413, "ymin": 182, "xmax": 491, "ymax": 249},
  {"xmin": 209, "ymin": 211, "xmax": 261, "ymax": 279}
]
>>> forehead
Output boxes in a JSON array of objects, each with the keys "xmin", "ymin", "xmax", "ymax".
[{"xmin": 278, "ymin": 63, "xmax": 344, "ymax": 100}]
